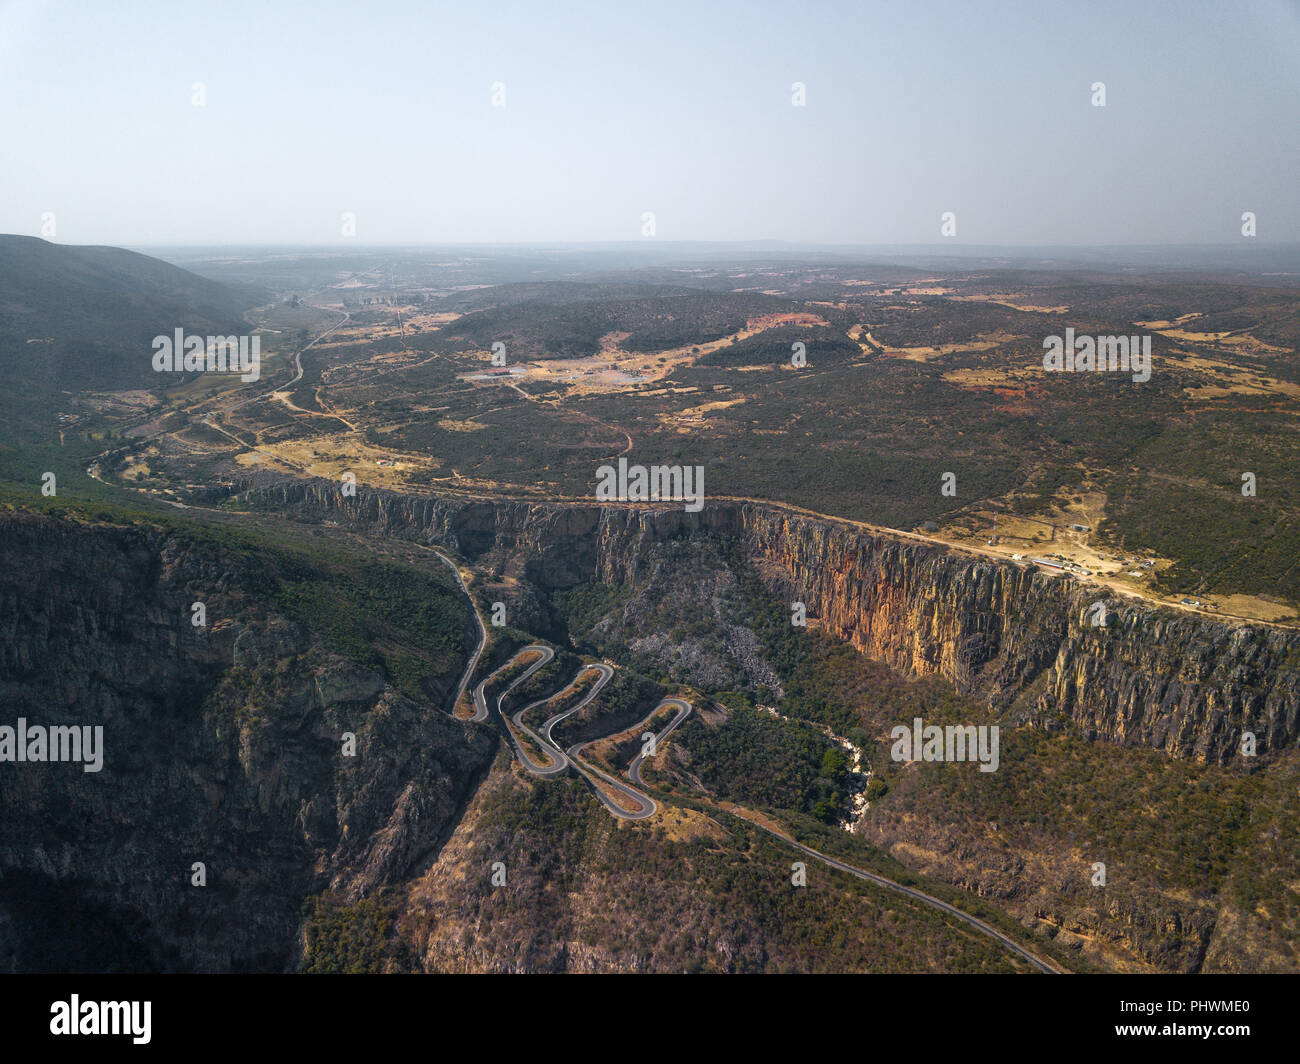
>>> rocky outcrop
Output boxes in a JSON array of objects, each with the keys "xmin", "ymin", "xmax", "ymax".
[
  {"xmin": 236, "ymin": 473, "xmax": 1300, "ymax": 764},
  {"xmin": 0, "ymin": 512, "xmax": 493, "ymax": 972},
  {"xmin": 739, "ymin": 509, "xmax": 1300, "ymax": 765}
]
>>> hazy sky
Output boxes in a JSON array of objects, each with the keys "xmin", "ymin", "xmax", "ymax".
[{"xmin": 3, "ymin": 0, "xmax": 1298, "ymax": 246}]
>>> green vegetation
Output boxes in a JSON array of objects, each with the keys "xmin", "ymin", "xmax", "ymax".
[
  {"xmin": 548, "ymin": 666, "xmax": 664, "ymax": 748},
  {"xmin": 681, "ymin": 699, "xmax": 850, "ymax": 823},
  {"xmin": 273, "ymin": 557, "xmax": 470, "ymax": 700},
  {"xmin": 300, "ymin": 892, "xmax": 408, "ymax": 973},
  {"xmin": 419, "ymin": 768, "xmax": 1029, "ymax": 973},
  {"xmin": 1098, "ymin": 408, "xmax": 1300, "ymax": 608},
  {"xmin": 553, "ymin": 582, "xmax": 632, "ymax": 640},
  {"xmin": 440, "ymin": 290, "xmax": 791, "ymax": 359},
  {"xmin": 726, "ymin": 540, "xmax": 976, "ymax": 742},
  {"xmin": 697, "ymin": 324, "xmax": 859, "ymax": 367},
  {"xmin": 0, "ymin": 234, "xmax": 261, "ymax": 392},
  {"xmin": 0, "ymin": 493, "xmax": 475, "ymax": 706}
]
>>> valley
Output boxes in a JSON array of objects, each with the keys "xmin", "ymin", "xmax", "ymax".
[{"xmin": 3, "ymin": 239, "xmax": 1299, "ymax": 975}]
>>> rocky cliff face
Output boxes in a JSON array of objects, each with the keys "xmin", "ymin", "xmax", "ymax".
[
  {"xmin": 739, "ymin": 509, "xmax": 1300, "ymax": 765},
  {"xmin": 0, "ymin": 512, "xmax": 493, "ymax": 972},
  {"xmin": 239, "ymin": 473, "xmax": 1300, "ymax": 764}
]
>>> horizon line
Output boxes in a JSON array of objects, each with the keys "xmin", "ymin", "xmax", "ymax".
[{"xmin": 5, "ymin": 234, "xmax": 1300, "ymax": 252}]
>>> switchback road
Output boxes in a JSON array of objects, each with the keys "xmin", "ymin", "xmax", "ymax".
[
  {"xmin": 441, "ymin": 638, "xmax": 1061, "ymax": 971},
  {"xmin": 469, "ymin": 644, "xmax": 553, "ymax": 725}
]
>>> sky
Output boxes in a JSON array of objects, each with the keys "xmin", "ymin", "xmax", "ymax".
[{"xmin": 2, "ymin": 0, "xmax": 1298, "ymax": 247}]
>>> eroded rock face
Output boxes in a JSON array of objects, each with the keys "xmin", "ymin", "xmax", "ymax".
[
  {"xmin": 10, "ymin": 485, "xmax": 1294, "ymax": 974},
  {"xmin": 735, "ymin": 507, "xmax": 1300, "ymax": 764},
  {"xmin": 0, "ymin": 513, "xmax": 493, "ymax": 972},
  {"xmin": 240, "ymin": 474, "xmax": 1300, "ymax": 764}
]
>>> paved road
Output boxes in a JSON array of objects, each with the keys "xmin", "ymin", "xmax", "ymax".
[
  {"xmin": 227, "ymin": 308, "xmax": 350, "ymax": 412},
  {"xmin": 357, "ymin": 488, "xmax": 1285, "ymax": 631},
  {"xmin": 75, "ymin": 461, "xmax": 1061, "ymax": 971},
  {"xmin": 78, "ymin": 287, "xmax": 1071, "ymax": 967},
  {"xmin": 470, "ymin": 644, "xmax": 553, "ymax": 725},
  {"xmin": 567, "ymin": 697, "xmax": 693, "ymax": 820},
  {"xmin": 506, "ymin": 663, "xmax": 613, "ymax": 777},
  {"xmin": 536, "ymin": 664, "xmax": 613, "ymax": 750},
  {"xmin": 92, "ymin": 305, "xmax": 356, "ymax": 488},
  {"xmin": 491, "ymin": 659, "xmax": 1061, "ymax": 972},
  {"xmin": 624, "ymin": 698, "xmax": 692, "ymax": 788},
  {"xmin": 424, "ymin": 548, "xmax": 487, "ymax": 718},
  {"xmin": 465, "ymin": 647, "xmax": 691, "ymax": 821},
  {"xmin": 565, "ymin": 742, "xmax": 658, "ymax": 819},
  {"xmin": 725, "ymin": 808, "xmax": 1062, "ymax": 974}
]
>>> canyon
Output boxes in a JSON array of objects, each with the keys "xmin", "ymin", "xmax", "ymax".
[
  {"xmin": 235, "ymin": 472, "xmax": 1300, "ymax": 767},
  {"xmin": 4, "ymin": 474, "xmax": 1298, "ymax": 973},
  {"xmin": 0, "ymin": 510, "xmax": 494, "ymax": 971}
]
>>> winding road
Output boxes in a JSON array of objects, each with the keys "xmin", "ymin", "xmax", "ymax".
[
  {"xmin": 431, "ymin": 604, "xmax": 1061, "ymax": 972},
  {"xmin": 464, "ymin": 642, "xmax": 685, "ymax": 819},
  {"xmin": 469, "ymin": 644, "xmax": 553, "ymax": 725},
  {"xmin": 225, "ymin": 306, "xmax": 351, "ymax": 413},
  {"xmin": 424, "ymin": 547, "xmax": 487, "ymax": 718},
  {"xmin": 77, "ymin": 279, "xmax": 1073, "ymax": 972},
  {"xmin": 512, "ymin": 663, "xmax": 613, "ymax": 777},
  {"xmin": 562, "ymin": 696, "xmax": 691, "ymax": 820}
]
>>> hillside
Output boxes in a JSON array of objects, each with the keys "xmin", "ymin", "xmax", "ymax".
[{"xmin": 0, "ymin": 235, "xmax": 264, "ymax": 393}]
